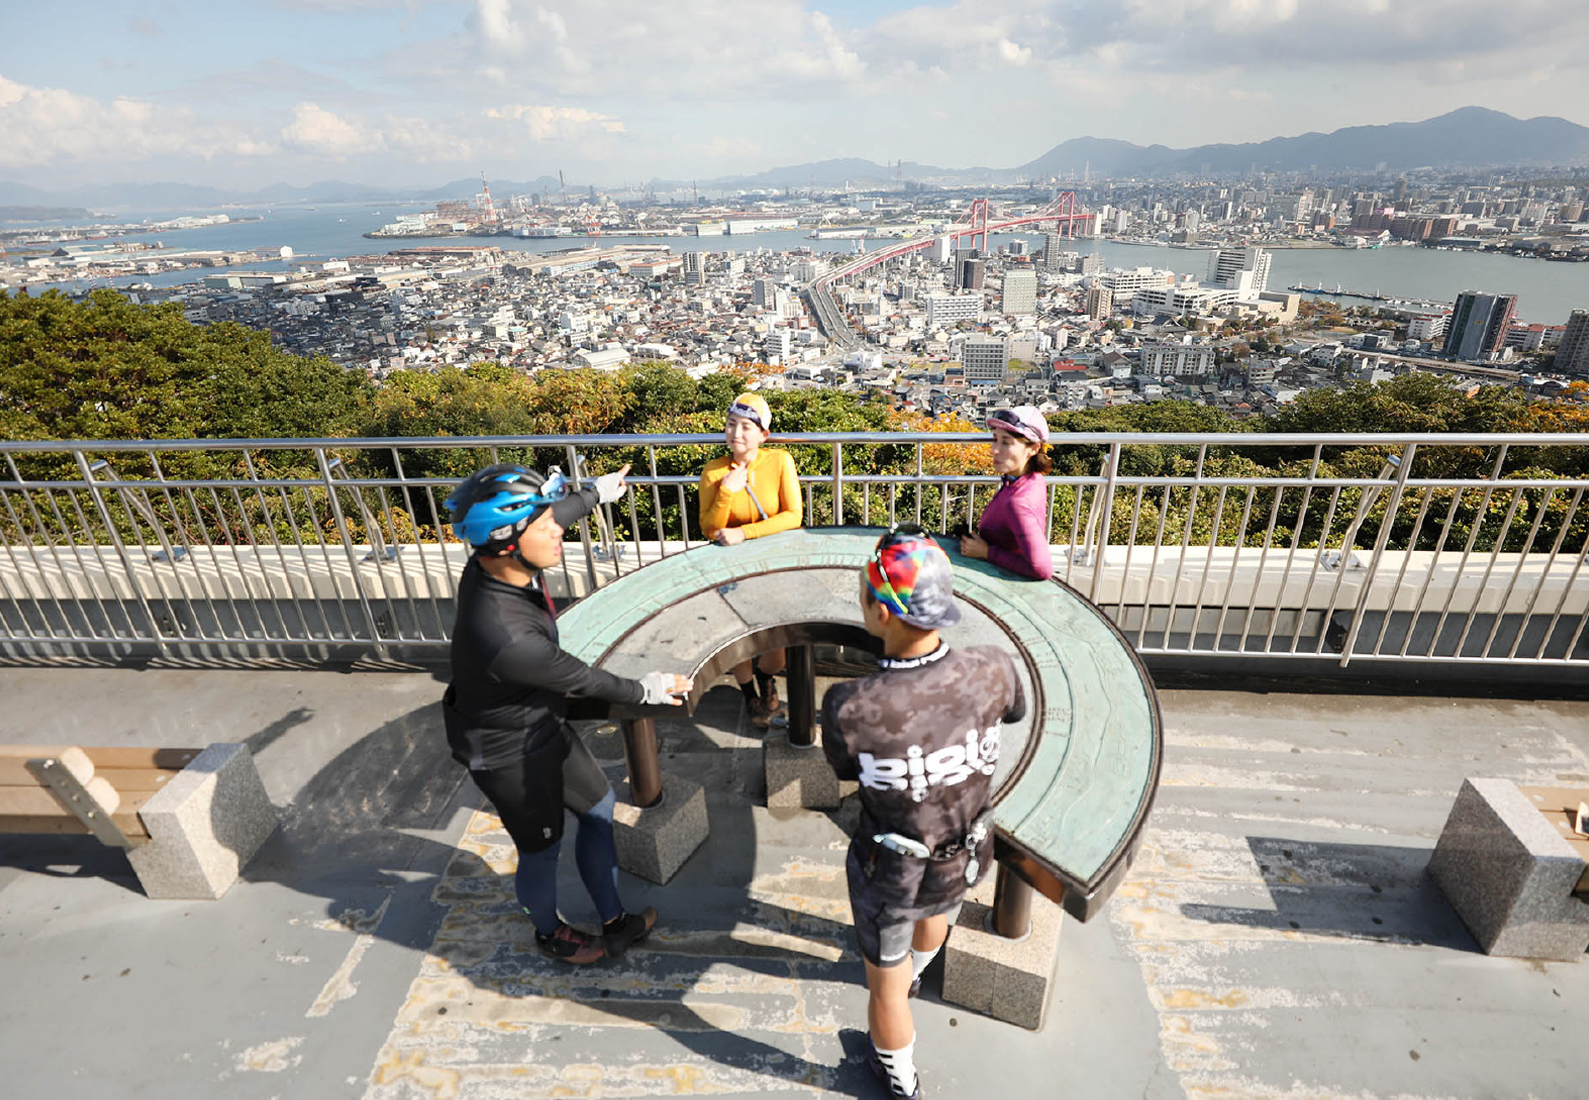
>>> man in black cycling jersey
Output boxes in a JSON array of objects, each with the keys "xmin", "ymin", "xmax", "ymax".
[
  {"xmin": 822, "ymin": 526, "xmax": 1025, "ymax": 1099},
  {"xmin": 444, "ymin": 462, "xmax": 693, "ymax": 965}
]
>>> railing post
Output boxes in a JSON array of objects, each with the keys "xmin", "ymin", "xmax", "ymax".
[
  {"xmin": 76, "ymin": 452, "xmax": 167, "ymax": 657},
  {"xmin": 832, "ymin": 441, "xmax": 843, "ymax": 526},
  {"xmin": 1087, "ymin": 441, "xmax": 1121, "ymax": 603},
  {"xmin": 566, "ymin": 444, "xmax": 600, "ymax": 596},
  {"xmin": 1338, "ymin": 446, "xmax": 1415, "ymax": 667},
  {"xmin": 315, "ymin": 448, "xmax": 389, "ymax": 660}
]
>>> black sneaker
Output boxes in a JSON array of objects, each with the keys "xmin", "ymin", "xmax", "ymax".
[
  {"xmin": 865, "ymin": 1037, "xmax": 922, "ymax": 1099},
  {"xmin": 603, "ymin": 906, "xmax": 657, "ymax": 958},
  {"xmin": 536, "ymin": 922, "xmax": 605, "ymax": 965}
]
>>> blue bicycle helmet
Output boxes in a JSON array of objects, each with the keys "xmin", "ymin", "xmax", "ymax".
[{"xmin": 445, "ymin": 464, "xmax": 568, "ymax": 551}]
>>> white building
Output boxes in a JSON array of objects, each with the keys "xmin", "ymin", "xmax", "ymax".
[
  {"xmin": 930, "ymin": 236, "xmax": 953, "ymax": 264},
  {"xmin": 961, "ymin": 335, "xmax": 1009, "ymax": 385},
  {"xmin": 1099, "ymin": 267, "xmax": 1175, "ymax": 299},
  {"xmin": 682, "ymin": 252, "xmax": 706, "ymax": 286},
  {"xmin": 1140, "ymin": 338, "xmax": 1216, "ymax": 377},
  {"xmin": 1208, "ymin": 247, "xmax": 1272, "ymax": 295},
  {"xmin": 926, "ymin": 293, "xmax": 982, "ymax": 328},
  {"xmin": 1131, "ymin": 284, "xmax": 1237, "ymax": 318},
  {"xmin": 573, "ymin": 347, "xmax": 630, "ymax": 371},
  {"xmin": 1408, "ymin": 313, "xmax": 1450, "ymax": 342},
  {"xmin": 1000, "ymin": 269, "xmax": 1038, "ymax": 315},
  {"xmin": 762, "ymin": 328, "xmax": 793, "ymax": 365}
]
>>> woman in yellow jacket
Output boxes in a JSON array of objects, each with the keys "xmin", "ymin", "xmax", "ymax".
[{"xmin": 698, "ymin": 392, "xmax": 802, "ymax": 727}]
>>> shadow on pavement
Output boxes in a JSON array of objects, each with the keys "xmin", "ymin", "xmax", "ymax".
[{"xmin": 1178, "ymin": 835, "xmax": 1478, "ymax": 950}]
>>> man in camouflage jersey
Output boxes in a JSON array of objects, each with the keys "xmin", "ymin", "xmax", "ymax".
[{"xmin": 822, "ymin": 525, "xmax": 1026, "ymax": 1099}]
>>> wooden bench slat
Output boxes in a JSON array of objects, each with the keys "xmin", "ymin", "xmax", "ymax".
[
  {"xmin": 0, "ymin": 746, "xmax": 201, "ymax": 770},
  {"xmin": 0, "ymin": 812, "xmax": 152, "ymax": 839},
  {"xmin": 0, "ymin": 786, "xmax": 158, "ymax": 823}
]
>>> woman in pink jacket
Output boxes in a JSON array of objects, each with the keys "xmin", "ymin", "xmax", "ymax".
[{"xmin": 959, "ymin": 406, "xmax": 1055, "ymax": 581}]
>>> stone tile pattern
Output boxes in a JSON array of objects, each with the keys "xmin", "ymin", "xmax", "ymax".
[
  {"xmin": 125, "ymin": 743, "xmax": 279, "ymax": 899},
  {"xmin": 1427, "ymin": 776, "xmax": 1589, "ymax": 960}
]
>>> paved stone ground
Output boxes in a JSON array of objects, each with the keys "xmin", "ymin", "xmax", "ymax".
[{"xmin": 1, "ymin": 667, "xmax": 1586, "ymax": 1100}]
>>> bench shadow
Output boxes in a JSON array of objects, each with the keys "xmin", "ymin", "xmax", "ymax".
[
  {"xmin": 1177, "ymin": 835, "xmax": 1479, "ymax": 951},
  {"xmin": 230, "ymin": 685, "xmax": 874, "ymax": 1096}
]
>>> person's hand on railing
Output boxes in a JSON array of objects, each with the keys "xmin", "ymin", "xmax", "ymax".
[
  {"xmin": 720, "ymin": 460, "xmax": 749, "ymax": 495},
  {"xmin": 639, "ymin": 671, "xmax": 693, "ymax": 706},
  {"xmin": 594, "ymin": 464, "xmax": 631, "ymax": 505},
  {"xmin": 960, "ymin": 533, "xmax": 990, "ymax": 560},
  {"xmin": 715, "ymin": 527, "xmax": 747, "ymax": 547}
]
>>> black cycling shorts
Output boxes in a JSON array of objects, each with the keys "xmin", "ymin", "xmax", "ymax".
[
  {"xmin": 468, "ymin": 729, "xmax": 611, "ymax": 854},
  {"xmin": 846, "ymin": 842, "xmax": 971, "ymax": 968}
]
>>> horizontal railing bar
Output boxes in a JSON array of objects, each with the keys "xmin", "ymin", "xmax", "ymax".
[{"xmin": 4, "ymin": 431, "xmax": 1589, "ymax": 452}]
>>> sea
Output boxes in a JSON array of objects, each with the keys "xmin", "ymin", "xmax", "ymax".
[{"xmin": 20, "ymin": 201, "xmax": 1589, "ymax": 325}]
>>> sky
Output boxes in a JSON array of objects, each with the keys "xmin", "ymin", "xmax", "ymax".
[{"xmin": 2, "ymin": 0, "xmax": 1587, "ymax": 191}]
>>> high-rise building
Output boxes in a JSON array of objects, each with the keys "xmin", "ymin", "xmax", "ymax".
[
  {"xmin": 1078, "ymin": 253, "xmax": 1103, "ymax": 276},
  {"xmin": 961, "ymin": 335, "xmax": 1009, "ymax": 385},
  {"xmin": 1042, "ymin": 232, "xmax": 1066, "ymax": 272},
  {"xmin": 930, "ymin": 236, "xmax": 953, "ymax": 264},
  {"xmin": 1000, "ymin": 269, "xmax": 1037, "ymax": 315},
  {"xmin": 1085, "ymin": 284, "xmax": 1113, "ymax": 322},
  {"xmin": 752, "ymin": 278, "xmax": 777, "ymax": 307},
  {"xmin": 1557, "ymin": 310, "xmax": 1589, "ymax": 374},
  {"xmin": 682, "ymin": 251, "xmax": 706, "ymax": 286},
  {"xmin": 1208, "ymin": 247, "xmax": 1271, "ymax": 295},
  {"xmin": 956, "ymin": 257, "xmax": 986, "ymax": 291},
  {"xmin": 1442, "ymin": 291, "xmax": 1518, "ymax": 360}
]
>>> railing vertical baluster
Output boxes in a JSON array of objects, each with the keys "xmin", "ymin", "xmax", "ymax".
[
  {"xmin": 1367, "ymin": 486, "xmax": 1433, "ymax": 659},
  {"xmin": 315, "ymin": 447, "xmax": 388, "ymax": 660},
  {"xmin": 832, "ymin": 441, "xmax": 843, "ymax": 526},
  {"xmin": 1519, "ymin": 489, "xmax": 1583, "ymax": 660},
  {"xmin": 1450, "ymin": 484, "xmax": 1527, "ymax": 660},
  {"xmin": 1479, "ymin": 486, "xmax": 1554, "ymax": 660},
  {"xmin": 3, "ymin": 454, "xmax": 94, "ymax": 643},
  {"xmin": 1425, "ymin": 447, "xmax": 1508, "ymax": 658},
  {"xmin": 1265, "ymin": 446, "xmax": 1322, "ymax": 655},
  {"xmin": 647, "ymin": 445, "xmax": 667, "ymax": 560},
  {"xmin": 1337, "ymin": 444, "xmax": 1416, "ymax": 666},
  {"xmin": 74, "ymin": 451, "xmax": 165, "ymax": 656},
  {"xmin": 1211, "ymin": 487, "xmax": 1257, "ymax": 650}
]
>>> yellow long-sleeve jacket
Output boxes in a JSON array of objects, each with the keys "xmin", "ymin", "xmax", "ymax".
[{"xmin": 698, "ymin": 449, "xmax": 802, "ymax": 540}]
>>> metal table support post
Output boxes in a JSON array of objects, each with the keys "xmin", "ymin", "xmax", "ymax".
[
  {"xmin": 621, "ymin": 717, "xmax": 663, "ymax": 808},
  {"xmin": 991, "ymin": 864, "xmax": 1034, "ymax": 940},
  {"xmin": 786, "ymin": 643, "xmax": 817, "ymax": 747}
]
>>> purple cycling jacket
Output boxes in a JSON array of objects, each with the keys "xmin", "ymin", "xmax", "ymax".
[{"xmin": 977, "ymin": 472, "xmax": 1054, "ymax": 580}]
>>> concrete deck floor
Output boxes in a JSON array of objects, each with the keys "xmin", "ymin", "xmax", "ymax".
[{"xmin": 1, "ymin": 666, "xmax": 1586, "ymax": 1100}]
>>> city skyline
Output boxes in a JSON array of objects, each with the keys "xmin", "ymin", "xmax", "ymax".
[{"xmin": 4, "ymin": 0, "xmax": 1589, "ymax": 191}]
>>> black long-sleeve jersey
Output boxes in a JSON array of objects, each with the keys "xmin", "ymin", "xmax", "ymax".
[
  {"xmin": 822, "ymin": 644, "xmax": 1026, "ymax": 906},
  {"xmin": 443, "ymin": 496, "xmax": 643, "ymax": 770}
]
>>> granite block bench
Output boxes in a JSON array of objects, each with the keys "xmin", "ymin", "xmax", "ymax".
[
  {"xmin": 0, "ymin": 743, "xmax": 279, "ymax": 899},
  {"xmin": 1429, "ymin": 778, "xmax": 1589, "ymax": 961},
  {"xmin": 556, "ymin": 526, "xmax": 1163, "ymax": 1028}
]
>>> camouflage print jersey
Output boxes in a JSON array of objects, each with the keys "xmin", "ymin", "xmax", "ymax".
[{"xmin": 822, "ymin": 644, "xmax": 1026, "ymax": 909}]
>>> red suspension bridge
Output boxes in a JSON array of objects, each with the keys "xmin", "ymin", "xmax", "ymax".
[{"xmin": 812, "ymin": 192, "xmax": 1090, "ymax": 288}]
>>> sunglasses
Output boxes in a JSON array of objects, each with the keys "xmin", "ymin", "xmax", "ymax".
[{"xmin": 867, "ymin": 523, "xmax": 930, "ymax": 617}]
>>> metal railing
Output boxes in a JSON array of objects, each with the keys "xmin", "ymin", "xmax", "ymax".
[{"xmin": 2, "ymin": 431, "xmax": 1586, "ymax": 672}]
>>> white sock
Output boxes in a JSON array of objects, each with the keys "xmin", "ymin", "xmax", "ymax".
[
  {"xmin": 910, "ymin": 945, "xmax": 941, "ymax": 981},
  {"xmin": 872, "ymin": 1035, "xmax": 918, "ymax": 1096}
]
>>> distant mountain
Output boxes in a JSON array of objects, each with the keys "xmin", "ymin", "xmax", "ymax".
[
  {"xmin": 1014, "ymin": 107, "xmax": 1589, "ymax": 177},
  {"xmin": 0, "ymin": 205, "xmax": 92, "ymax": 222},
  {"xmin": 5, "ymin": 108, "xmax": 1586, "ymax": 209}
]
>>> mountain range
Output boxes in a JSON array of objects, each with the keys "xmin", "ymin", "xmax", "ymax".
[{"xmin": 3, "ymin": 107, "xmax": 1586, "ymax": 211}]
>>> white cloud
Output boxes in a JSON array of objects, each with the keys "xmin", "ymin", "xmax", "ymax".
[
  {"xmin": 484, "ymin": 104, "xmax": 625, "ymax": 140},
  {"xmin": 280, "ymin": 102, "xmax": 375, "ymax": 154},
  {"xmin": 0, "ymin": 74, "xmax": 275, "ymax": 170}
]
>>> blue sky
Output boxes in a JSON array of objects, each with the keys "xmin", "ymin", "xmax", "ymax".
[{"xmin": 3, "ymin": 0, "xmax": 1585, "ymax": 190}]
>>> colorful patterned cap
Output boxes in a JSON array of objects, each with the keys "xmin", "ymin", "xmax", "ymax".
[
  {"xmin": 866, "ymin": 526, "xmax": 962, "ymax": 630},
  {"xmin": 727, "ymin": 392, "xmax": 772, "ymax": 432}
]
